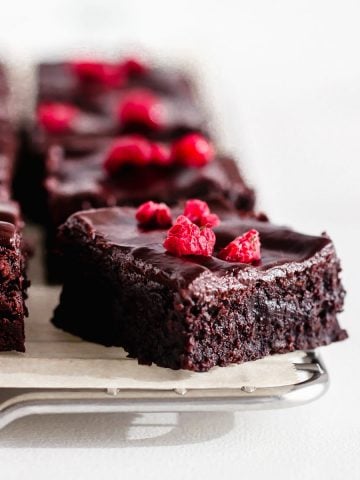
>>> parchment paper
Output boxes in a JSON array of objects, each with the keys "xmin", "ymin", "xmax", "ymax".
[{"xmin": 0, "ymin": 286, "xmax": 304, "ymax": 390}]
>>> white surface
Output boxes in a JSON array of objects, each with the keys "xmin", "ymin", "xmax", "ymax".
[{"xmin": 0, "ymin": 1, "xmax": 359, "ymax": 479}]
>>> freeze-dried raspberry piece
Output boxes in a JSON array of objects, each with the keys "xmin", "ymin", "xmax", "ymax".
[
  {"xmin": 120, "ymin": 57, "xmax": 148, "ymax": 77},
  {"xmin": 163, "ymin": 215, "xmax": 215, "ymax": 257},
  {"xmin": 70, "ymin": 60, "xmax": 124, "ymax": 87},
  {"xmin": 171, "ymin": 133, "xmax": 214, "ymax": 168},
  {"xmin": 117, "ymin": 88, "xmax": 165, "ymax": 130},
  {"xmin": 218, "ymin": 229, "xmax": 261, "ymax": 263},
  {"xmin": 183, "ymin": 199, "xmax": 220, "ymax": 228},
  {"xmin": 37, "ymin": 103, "xmax": 79, "ymax": 134},
  {"xmin": 104, "ymin": 135, "xmax": 152, "ymax": 175},
  {"xmin": 150, "ymin": 142, "xmax": 172, "ymax": 167},
  {"xmin": 136, "ymin": 201, "xmax": 172, "ymax": 228}
]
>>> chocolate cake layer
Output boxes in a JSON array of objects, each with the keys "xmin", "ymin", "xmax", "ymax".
[{"xmin": 52, "ymin": 205, "xmax": 347, "ymax": 371}]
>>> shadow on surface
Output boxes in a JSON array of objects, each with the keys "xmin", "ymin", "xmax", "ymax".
[{"xmin": 0, "ymin": 411, "xmax": 234, "ymax": 448}]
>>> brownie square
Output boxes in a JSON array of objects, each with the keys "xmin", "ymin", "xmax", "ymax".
[
  {"xmin": 0, "ymin": 200, "xmax": 28, "ymax": 352},
  {"xmin": 52, "ymin": 205, "xmax": 347, "ymax": 371}
]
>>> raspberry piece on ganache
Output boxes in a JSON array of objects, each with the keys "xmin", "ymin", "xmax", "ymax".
[
  {"xmin": 103, "ymin": 135, "xmax": 153, "ymax": 174},
  {"xmin": 70, "ymin": 60, "xmax": 124, "ymax": 87},
  {"xmin": 120, "ymin": 57, "xmax": 148, "ymax": 77},
  {"xmin": 171, "ymin": 133, "xmax": 214, "ymax": 168},
  {"xmin": 163, "ymin": 215, "xmax": 215, "ymax": 257},
  {"xmin": 136, "ymin": 201, "xmax": 172, "ymax": 228},
  {"xmin": 183, "ymin": 199, "xmax": 220, "ymax": 228},
  {"xmin": 37, "ymin": 103, "xmax": 79, "ymax": 134},
  {"xmin": 117, "ymin": 89, "xmax": 165, "ymax": 130},
  {"xmin": 150, "ymin": 142, "xmax": 172, "ymax": 167},
  {"xmin": 218, "ymin": 229, "xmax": 261, "ymax": 263}
]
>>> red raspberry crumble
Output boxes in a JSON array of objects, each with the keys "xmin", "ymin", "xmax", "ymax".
[
  {"xmin": 117, "ymin": 89, "xmax": 165, "ymax": 130},
  {"xmin": 104, "ymin": 135, "xmax": 153, "ymax": 175},
  {"xmin": 171, "ymin": 133, "xmax": 215, "ymax": 168},
  {"xmin": 37, "ymin": 103, "xmax": 79, "ymax": 134},
  {"xmin": 120, "ymin": 57, "xmax": 148, "ymax": 77},
  {"xmin": 150, "ymin": 142, "xmax": 172, "ymax": 166},
  {"xmin": 183, "ymin": 199, "xmax": 220, "ymax": 228},
  {"xmin": 218, "ymin": 229, "xmax": 261, "ymax": 263},
  {"xmin": 136, "ymin": 201, "xmax": 172, "ymax": 228},
  {"xmin": 163, "ymin": 215, "xmax": 215, "ymax": 257},
  {"xmin": 70, "ymin": 60, "xmax": 124, "ymax": 87}
]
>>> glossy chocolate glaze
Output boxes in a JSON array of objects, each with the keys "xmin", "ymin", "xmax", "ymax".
[
  {"xmin": 46, "ymin": 145, "xmax": 255, "ymax": 226},
  {"xmin": 35, "ymin": 61, "xmax": 207, "ymax": 148},
  {"xmin": 63, "ymin": 205, "xmax": 333, "ymax": 290},
  {"xmin": 0, "ymin": 221, "xmax": 17, "ymax": 249},
  {"xmin": 0, "ymin": 200, "xmax": 22, "ymax": 249},
  {"xmin": 32, "ymin": 87, "xmax": 207, "ymax": 154},
  {"xmin": 0, "ymin": 200, "xmax": 21, "ymax": 226}
]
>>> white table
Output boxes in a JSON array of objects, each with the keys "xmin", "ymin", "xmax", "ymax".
[{"xmin": 0, "ymin": 1, "xmax": 359, "ymax": 478}]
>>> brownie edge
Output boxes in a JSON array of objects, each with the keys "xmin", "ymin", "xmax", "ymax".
[{"xmin": 51, "ymin": 207, "xmax": 347, "ymax": 371}]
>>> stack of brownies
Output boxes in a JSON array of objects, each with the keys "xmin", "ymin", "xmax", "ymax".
[{"xmin": 4, "ymin": 56, "xmax": 349, "ymax": 371}]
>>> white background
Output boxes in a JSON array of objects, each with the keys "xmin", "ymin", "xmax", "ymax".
[{"xmin": 0, "ymin": 1, "xmax": 359, "ymax": 478}]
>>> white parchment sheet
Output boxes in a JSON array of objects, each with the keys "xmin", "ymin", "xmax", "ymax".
[{"xmin": 0, "ymin": 285, "xmax": 303, "ymax": 390}]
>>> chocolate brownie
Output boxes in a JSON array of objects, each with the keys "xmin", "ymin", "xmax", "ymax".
[
  {"xmin": 52, "ymin": 205, "xmax": 347, "ymax": 371},
  {"xmin": 0, "ymin": 200, "xmax": 28, "ymax": 352},
  {"xmin": 45, "ymin": 144, "xmax": 255, "ymax": 228}
]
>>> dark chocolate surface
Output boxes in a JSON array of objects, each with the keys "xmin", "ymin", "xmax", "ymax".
[
  {"xmin": 65, "ymin": 205, "xmax": 333, "ymax": 289},
  {"xmin": 0, "ymin": 220, "xmax": 17, "ymax": 249},
  {"xmin": 32, "ymin": 89, "xmax": 207, "ymax": 151},
  {"xmin": 0, "ymin": 200, "xmax": 22, "ymax": 227},
  {"xmin": 45, "ymin": 146, "xmax": 255, "ymax": 226},
  {"xmin": 35, "ymin": 61, "xmax": 207, "ymax": 146},
  {"xmin": 0, "ymin": 199, "xmax": 24, "ymax": 252}
]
